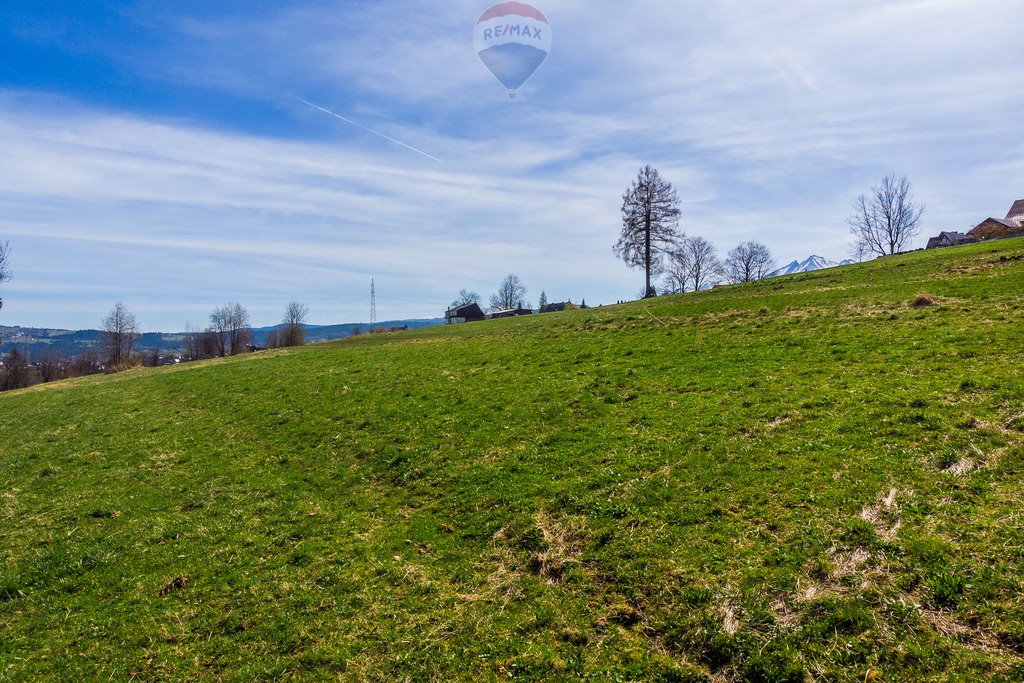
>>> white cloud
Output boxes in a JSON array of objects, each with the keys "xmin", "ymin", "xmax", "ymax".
[{"xmin": 1, "ymin": 0, "xmax": 1022, "ymax": 328}]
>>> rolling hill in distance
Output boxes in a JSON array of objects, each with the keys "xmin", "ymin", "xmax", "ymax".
[
  {"xmin": 2, "ymin": 240, "xmax": 1023, "ymax": 680},
  {"xmin": 0, "ymin": 255, "xmax": 860, "ymax": 360},
  {"xmin": 0, "ymin": 319, "xmax": 445, "ymax": 358}
]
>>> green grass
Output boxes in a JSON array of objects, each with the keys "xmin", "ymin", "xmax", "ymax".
[{"xmin": 2, "ymin": 239, "xmax": 1024, "ymax": 681}]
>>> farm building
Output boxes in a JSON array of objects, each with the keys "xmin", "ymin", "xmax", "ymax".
[
  {"xmin": 968, "ymin": 200, "xmax": 1024, "ymax": 241},
  {"xmin": 926, "ymin": 231, "xmax": 976, "ymax": 249},
  {"xmin": 445, "ymin": 302, "xmax": 486, "ymax": 324}
]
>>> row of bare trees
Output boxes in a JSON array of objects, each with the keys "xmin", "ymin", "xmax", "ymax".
[
  {"xmin": 0, "ymin": 347, "xmax": 109, "ymax": 391},
  {"xmin": 614, "ymin": 166, "xmax": 924, "ymax": 297},
  {"xmin": 614, "ymin": 166, "xmax": 778, "ymax": 296},
  {"xmin": 1, "ymin": 298, "xmax": 310, "ymax": 391},
  {"xmin": 182, "ymin": 301, "xmax": 309, "ymax": 362}
]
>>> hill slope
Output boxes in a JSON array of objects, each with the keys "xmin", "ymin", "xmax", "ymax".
[{"xmin": 2, "ymin": 240, "xmax": 1024, "ymax": 681}]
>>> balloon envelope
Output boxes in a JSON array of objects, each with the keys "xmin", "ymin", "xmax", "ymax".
[{"xmin": 473, "ymin": 2, "xmax": 551, "ymax": 96}]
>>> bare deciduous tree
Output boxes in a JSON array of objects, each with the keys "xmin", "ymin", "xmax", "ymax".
[
  {"xmin": 281, "ymin": 301, "xmax": 309, "ymax": 347},
  {"xmin": 451, "ymin": 289, "xmax": 481, "ymax": 308},
  {"xmin": 724, "ymin": 241, "xmax": 777, "ymax": 284},
  {"xmin": 101, "ymin": 302, "xmax": 140, "ymax": 368},
  {"xmin": 615, "ymin": 166, "xmax": 683, "ymax": 298},
  {"xmin": 489, "ymin": 274, "xmax": 528, "ymax": 312},
  {"xmin": 663, "ymin": 236, "xmax": 724, "ymax": 294},
  {"xmin": 71, "ymin": 349, "xmax": 103, "ymax": 377},
  {"xmin": 0, "ymin": 240, "xmax": 12, "ymax": 313},
  {"xmin": 142, "ymin": 347, "xmax": 161, "ymax": 367},
  {"xmin": 210, "ymin": 303, "xmax": 251, "ymax": 356},
  {"xmin": 847, "ymin": 175, "xmax": 924, "ymax": 257},
  {"xmin": 182, "ymin": 322, "xmax": 220, "ymax": 361},
  {"xmin": 681, "ymin": 236, "xmax": 723, "ymax": 292},
  {"xmin": 1, "ymin": 347, "xmax": 34, "ymax": 391},
  {"xmin": 37, "ymin": 350, "xmax": 69, "ymax": 383},
  {"xmin": 198, "ymin": 329, "xmax": 219, "ymax": 358},
  {"xmin": 182, "ymin": 322, "xmax": 201, "ymax": 361},
  {"xmin": 662, "ymin": 249, "xmax": 690, "ymax": 294}
]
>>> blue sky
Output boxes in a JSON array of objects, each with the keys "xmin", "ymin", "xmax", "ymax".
[{"xmin": 1, "ymin": 0, "xmax": 1021, "ymax": 330}]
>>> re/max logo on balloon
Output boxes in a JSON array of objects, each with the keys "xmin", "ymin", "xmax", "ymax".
[
  {"xmin": 480, "ymin": 23, "xmax": 544, "ymax": 42},
  {"xmin": 473, "ymin": 2, "xmax": 551, "ymax": 100}
]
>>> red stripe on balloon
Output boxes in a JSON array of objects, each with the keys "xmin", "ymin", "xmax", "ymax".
[{"xmin": 477, "ymin": 2, "xmax": 548, "ymax": 24}]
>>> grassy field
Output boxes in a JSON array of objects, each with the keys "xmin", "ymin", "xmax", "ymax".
[{"xmin": 2, "ymin": 239, "xmax": 1024, "ymax": 682}]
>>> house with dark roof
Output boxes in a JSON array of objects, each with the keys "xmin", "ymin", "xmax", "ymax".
[
  {"xmin": 926, "ymin": 231, "xmax": 976, "ymax": 249},
  {"xmin": 1007, "ymin": 199, "xmax": 1024, "ymax": 225},
  {"xmin": 968, "ymin": 200, "xmax": 1024, "ymax": 241},
  {"xmin": 445, "ymin": 302, "xmax": 486, "ymax": 324}
]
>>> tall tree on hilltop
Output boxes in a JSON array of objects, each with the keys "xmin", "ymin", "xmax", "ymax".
[
  {"xmin": 538, "ymin": 290, "xmax": 548, "ymax": 312},
  {"xmin": 450, "ymin": 289, "xmax": 481, "ymax": 308},
  {"xmin": 680, "ymin": 236, "xmax": 723, "ymax": 292},
  {"xmin": 847, "ymin": 174, "xmax": 924, "ymax": 257},
  {"xmin": 281, "ymin": 301, "xmax": 309, "ymax": 347},
  {"xmin": 724, "ymin": 241, "xmax": 776, "ymax": 284},
  {"xmin": 489, "ymin": 274, "xmax": 528, "ymax": 312},
  {"xmin": 614, "ymin": 166, "xmax": 682, "ymax": 298},
  {"xmin": 101, "ymin": 301, "xmax": 140, "ymax": 367},
  {"xmin": 210, "ymin": 303, "xmax": 252, "ymax": 356}
]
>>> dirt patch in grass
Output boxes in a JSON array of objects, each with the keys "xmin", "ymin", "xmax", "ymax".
[
  {"xmin": 531, "ymin": 510, "xmax": 586, "ymax": 583},
  {"xmin": 860, "ymin": 488, "xmax": 904, "ymax": 542},
  {"xmin": 909, "ymin": 293, "xmax": 937, "ymax": 308},
  {"xmin": 944, "ymin": 457, "xmax": 978, "ymax": 477},
  {"xmin": 158, "ymin": 576, "xmax": 189, "ymax": 596},
  {"xmin": 721, "ymin": 601, "xmax": 739, "ymax": 634},
  {"xmin": 923, "ymin": 609, "xmax": 1024, "ymax": 663}
]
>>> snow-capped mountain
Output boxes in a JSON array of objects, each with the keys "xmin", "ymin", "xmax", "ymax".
[{"xmin": 769, "ymin": 255, "xmax": 855, "ymax": 278}]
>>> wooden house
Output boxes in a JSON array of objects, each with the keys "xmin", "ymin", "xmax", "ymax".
[
  {"xmin": 445, "ymin": 302, "xmax": 486, "ymax": 324},
  {"xmin": 968, "ymin": 200, "xmax": 1024, "ymax": 241},
  {"xmin": 926, "ymin": 231, "xmax": 976, "ymax": 249}
]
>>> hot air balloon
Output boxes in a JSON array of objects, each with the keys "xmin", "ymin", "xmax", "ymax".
[{"xmin": 473, "ymin": 2, "xmax": 551, "ymax": 100}]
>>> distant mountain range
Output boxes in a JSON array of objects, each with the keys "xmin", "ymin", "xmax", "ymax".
[
  {"xmin": 0, "ymin": 319, "xmax": 444, "ymax": 359},
  {"xmin": 769, "ymin": 255, "xmax": 856, "ymax": 278}
]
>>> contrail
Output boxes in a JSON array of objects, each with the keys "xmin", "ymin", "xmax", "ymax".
[{"xmin": 297, "ymin": 98, "xmax": 443, "ymax": 163}]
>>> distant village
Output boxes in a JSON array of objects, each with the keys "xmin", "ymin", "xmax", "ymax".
[{"xmin": 924, "ymin": 199, "xmax": 1024, "ymax": 249}]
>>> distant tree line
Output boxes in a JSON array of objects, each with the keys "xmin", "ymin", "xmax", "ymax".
[{"xmin": 0, "ymin": 299, "xmax": 310, "ymax": 392}]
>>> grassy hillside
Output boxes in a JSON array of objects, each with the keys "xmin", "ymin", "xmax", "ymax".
[{"xmin": 2, "ymin": 239, "xmax": 1023, "ymax": 682}]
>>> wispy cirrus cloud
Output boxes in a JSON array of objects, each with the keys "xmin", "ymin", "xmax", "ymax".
[{"xmin": 1, "ymin": 0, "xmax": 1021, "ymax": 329}]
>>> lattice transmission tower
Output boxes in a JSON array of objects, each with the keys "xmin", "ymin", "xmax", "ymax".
[{"xmin": 370, "ymin": 278, "xmax": 377, "ymax": 330}]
